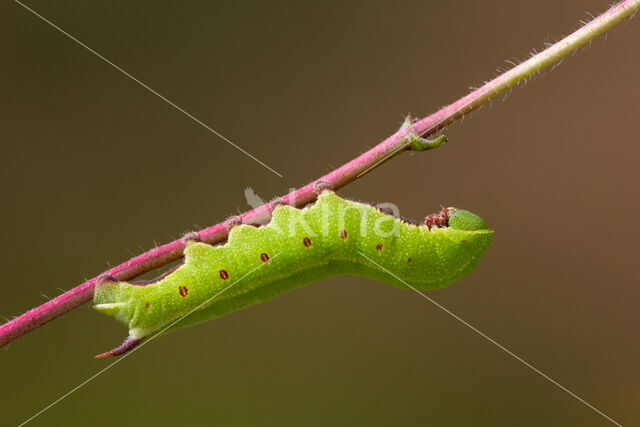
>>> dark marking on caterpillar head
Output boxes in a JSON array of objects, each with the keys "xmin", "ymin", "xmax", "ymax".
[
  {"xmin": 425, "ymin": 208, "xmax": 453, "ymax": 230},
  {"xmin": 260, "ymin": 252, "xmax": 270, "ymax": 262},
  {"xmin": 219, "ymin": 269, "xmax": 230, "ymax": 280},
  {"xmin": 376, "ymin": 243, "xmax": 383, "ymax": 251},
  {"xmin": 303, "ymin": 237, "xmax": 312, "ymax": 247},
  {"xmin": 340, "ymin": 229, "xmax": 348, "ymax": 239},
  {"xmin": 313, "ymin": 180, "xmax": 332, "ymax": 195},
  {"xmin": 407, "ymin": 258, "xmax": 411, "ymax": 262},
  {"xmin": 145, "ymin": 302, "xmax": 150, "ymax": 309},
  {"xmin": 179, "ymin": 286, "xmax": 189, "ymax": 297}
]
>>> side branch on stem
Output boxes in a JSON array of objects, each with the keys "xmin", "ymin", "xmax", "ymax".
[{"xmin": 1, "ymin": 0, "xmax": 638, "ymax": 347}]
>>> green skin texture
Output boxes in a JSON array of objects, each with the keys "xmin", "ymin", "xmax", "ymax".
[{"xmin": 94, "ymin": 191, "xmax": 493, "ymax": 340}]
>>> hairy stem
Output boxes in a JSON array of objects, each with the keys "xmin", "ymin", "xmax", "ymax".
[{"xmin": 1, "ymin": 0, "xmax": 638, "ymax": 347}]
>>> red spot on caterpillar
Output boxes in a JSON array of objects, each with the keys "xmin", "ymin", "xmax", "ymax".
[
  {"xmin": 145, "ymin": 302, "xmax": 150, "ymax": 309},
  {"xmin": 461, "ymin": 240, "xmax": 467, "ymax": 243},
  {"xmin": 179, "ymin": 286, "xmax": 188, "ymax": 297},
  {"xmin": 376, "ymin": 243, "xmax": 383, "ymax": 251},
  {"xmin": 260, "ymin": 252, "xmax": 270, "ymax": 262},
  {"xmin": 219, "ymin": 270, "xmax": 229, "ymax": 280},
  {"xmin": 340, "ymin": 229, "xmax": 348, "ymax": 239},
  {"xmin": 407, "ymin": 258, "xmax": 411, "ymax": 262},
  {"xmin": 303, "ymin": 237, "xmax": 312, "ymax": 247}
]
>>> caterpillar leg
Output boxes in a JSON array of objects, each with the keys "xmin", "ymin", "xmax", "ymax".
[
  {"xmin": 269, "ymin": 196, "xmax": 285, "ymax": 210},
  {"xmin": 182, "ymin": 231, "xmax": 201, "ymax": 244},
  {"xmin": 313, "ymin": 180, "xmax": 333, "ymax": 195},
  {"xmin": 224, "ymin": 216, "xmax": 243, "ymax": 231},
  {"xmin": 97, "ymin": 274, "xmax": 119, "ymax": 284},
  {"xmin": 95, "ymin": 335, "xmax": 145, "ymax": 358}
]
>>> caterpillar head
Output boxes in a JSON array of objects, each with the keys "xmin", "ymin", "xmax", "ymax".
[{"xmin": 425, "ymin": 208, "xmax": 489, "ymax": 231}]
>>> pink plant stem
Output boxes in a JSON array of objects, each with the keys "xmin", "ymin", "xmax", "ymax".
[{"xmin": 1, "ymin": 0, "xmax": 638, "ymax": 348}]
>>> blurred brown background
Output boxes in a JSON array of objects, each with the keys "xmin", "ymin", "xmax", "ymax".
[{"xmin": 1, "ymin": 1, "xmax": 638, "ymax": 426}]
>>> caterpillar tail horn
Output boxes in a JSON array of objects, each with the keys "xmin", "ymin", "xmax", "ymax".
[{"xmin": 95, "ymin": 335, "xmax": 145, "ymax": 358}]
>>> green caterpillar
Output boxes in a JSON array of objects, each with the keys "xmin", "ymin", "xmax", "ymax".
[{"xmin": 94, "ymin": 190, "xmax": 492, "ymax": 357}]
